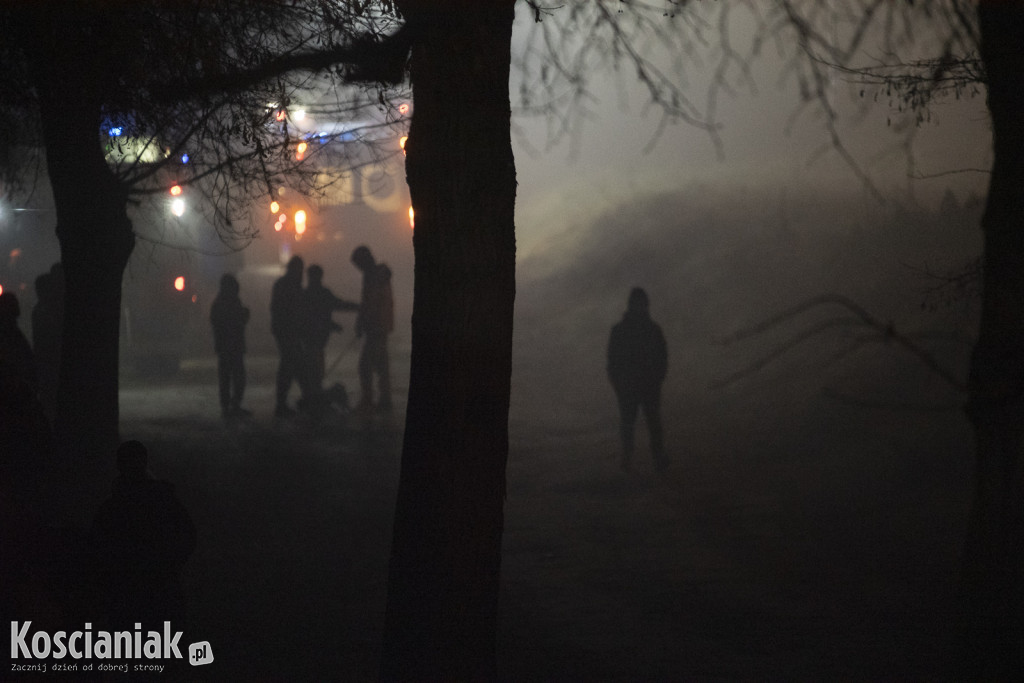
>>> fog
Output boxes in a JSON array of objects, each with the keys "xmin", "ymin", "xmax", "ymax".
[
  {"xmin": 494, "ymin": 182, "xmax": 981, "ymax": 677},
  {"xmin": 92, "ymin": 177, "xmax": 984, "ymax": 678},
  {"xmin": 2, "ymin": 7, "xmax": 997, "ymax": 677}
]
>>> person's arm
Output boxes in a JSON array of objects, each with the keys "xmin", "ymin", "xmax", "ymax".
[
  {"xmin": 654, "ymin": 325, "xmax": 668, "ymax": 383},
  {"xmin": 330, "ymin": 291, "xmax": 360, "ymax": 312}
]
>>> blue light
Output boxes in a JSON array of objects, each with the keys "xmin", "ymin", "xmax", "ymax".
[
  {"xmin": 108, "ymin": 127, "xmax": 123, "ymax": 137},
  {"xmin": 181, "ymin": 153, "xmax": 190, "ymax": 164}
]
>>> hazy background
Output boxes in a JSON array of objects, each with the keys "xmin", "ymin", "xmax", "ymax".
[{"xmin": 4, "ymin": 7, "xmax": 988, "ymax": 678}]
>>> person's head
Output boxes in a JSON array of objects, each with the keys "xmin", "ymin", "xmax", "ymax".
[
  {"xmin": 49, "ymin": 262, "xmax": 64, "ymax": 282},
  {"xmin": 285, "ymin": 255, "xmax": 304, "ymax": 279},
  {"xmin": 627, "ymin": 287, "xmax": 649, "ymax": 314},
  {"xmin": 307, "ymin": 264, "xmax": 324, "ymax": 285},
  {"xmin": 219, "ymin": 273, "xmax": 239, "ymax": 297},
  {"xmin": 116, "ymin": 440, "xmax": 150, "ymax": 481},
  {"xmin": 0, "ymin": 292, "xmax": 21, "ymax": 321},
  {"xmin": 35, "ymin": 273, "xmax": 52, "ymax": 299},
  {"xmin": 351, "ymin": 246, "xmax": 375, "ymax": 272}
]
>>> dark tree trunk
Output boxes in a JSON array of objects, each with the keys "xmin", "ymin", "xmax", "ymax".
[
  {"xmin": 382, "ymin": 2, "xmax": 517, "ymax": 680},
  {"xmin": 959, "ymin": 2, "xmax": 1024, "ymax": 677},
  {"xmin": 37, "ymin": 84, "xmax": 133, "ymax": 463}
]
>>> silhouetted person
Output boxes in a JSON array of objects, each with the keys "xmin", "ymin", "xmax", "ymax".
[
  {"xmin": 0, "ymin": 362, "xmax": 53, "ymax": 646},
  {"xmin": 31, "ymin": 267, "xmax": 63, "ymax": 422},
  {"xmin": 1, "ymin": 291, "xmax": 38, "ymax": 395},
  {"xmin": 301, "ymin": 264, "xmax": 358, "ymax": 413},
  {"xmin": 351, "ymin": 246, "xmax": 394, "ymax": 412},
  {"xmin": 607, "ymin": 287, "xmax": 668, "ymax": 472},
  {"xmin": 210, "ymin": 273, "xmax": 251, "ymax": 419},
  {"xmin": 270, "ymin": 255, "xmax": 312, "ymax": 417},
  {"xmin": 89, "ymin": 440, "xmax": 196, "ymax": 629},
  {"xmin": 0, "ymin": 294, "xmax": 51, "ymax": 556}
]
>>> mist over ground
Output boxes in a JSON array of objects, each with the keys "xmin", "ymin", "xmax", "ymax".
[
  {"xmin": 498, "ymin": 182, "xmax": 979, "ymax": 677},
  {"xmin": 16, "ymin": 181, "xmax": 982, "ymax": 679},
  {"xmin": 512, "ymin": 181, "xmax": 979, "ymax": 432}
]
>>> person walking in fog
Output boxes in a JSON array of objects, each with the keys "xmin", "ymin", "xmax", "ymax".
[
  {"xmin": 351, "ymin": 245, "xmax": 394, "ymax": 413},
  {"xmin": 270, "ymin": 255, "xmax": 312, "ymax": 417},
  {"xmin": 210, "ymin": 273, "xmax": 251, "ymax": 419},
  {"xmin": 607, "ymin": 287, "xmax": 668, "ymax": 472},
  {"xmin": 303, "ymin": 264, "xmax": 359, "ymax": 401}
]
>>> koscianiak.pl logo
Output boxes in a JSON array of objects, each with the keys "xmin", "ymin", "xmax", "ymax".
[{"xmin": 10, "ymin": 621, "xmax": 213, "ymax": 674}]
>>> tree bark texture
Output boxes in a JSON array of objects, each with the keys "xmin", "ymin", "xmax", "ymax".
[
  {"xmin": 960, "ymin": 2, "xmax": 1024, "ymax": 676},
  {"xmin": 382, "ymin": 3, "xmax": 517, "ymax": 681},
  {"xmin": 33, "ymin": 27, "xmax": 135, "ymax": 462}
]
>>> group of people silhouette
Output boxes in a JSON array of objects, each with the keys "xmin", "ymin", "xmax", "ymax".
[
  {"xmin": 2, "ymin": 250, "xmax": 671, "ymax": 661},
  {"xmin": 0, "ymin": 262, "xmax": 63, "ymax": 469},
  {"xmin": 211, "ymin": 244, "xmax": 394, "ymax": 421},
  {"xmin": 2, "ymin": 266, "xmax": 195, "ymax": 634}
]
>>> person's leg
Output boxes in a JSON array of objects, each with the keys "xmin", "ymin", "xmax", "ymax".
[
  {"xmin": 312, "ymin": 347, "xmax": 326, "ymax": 390},
  {"xmin": 275, "ymin": 338, "xmax": 297, "ymax": 414},
  {"xmin": 641, "ymin": 389, "xmax": 666, "ymax": 471},
  {"xmin": 617, "ymin": 393, "xmax": 639, "ymax": 471},
  {"xmin": 357, "ymin": 340, "xmax": 374, "ymax": 410},
  {"xmin": 217, "ymin": 353, "xmax": 231, "ymax": 416},
  {"xmin": 230, "ymin": 352, "xmax": 247, "ymax": 413},
  {"xmin": 372, "ymin": 334, "xmax": 391, "ymax": 411}
]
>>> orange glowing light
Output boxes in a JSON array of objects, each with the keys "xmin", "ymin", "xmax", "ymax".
[
  {"xmin": 174, "ymin": 276, "xmax": 185, "ymax": 291},
  {"xmin": 399, "ymin": 103, "xmax": 410, "ymax": 115},
  {"xmin": 295, "ymin": 222, "xmax": 306, "ymax": 235},
  {"xmin": 191, "ymin": 294, "xmax": 198, "ymax": 303},
  {"xmin": 408, "ymin": 206, "xmax": 415, "ymax": 229},
  {"xmin": 274, "ymin": 221, "xmax": 283, "ymax": 232},
  {"xmin": 270, "ymin": 201, "xmax": 280, "ymax": 213},
  {"xmin": 294, "ymin": 209, "xmax": 307, "ymax": 225},
  {"xmin": 278, "ymin": 213, "xmax": 287, "ymax": 223},
  {"xmin": 169, "ymin": 185, "xmax": 182, "ymax": 196},
  {"xmin": 275, "ymin": 109, "xmax": 287, "ymax": 122},
  {"xmin": 0, "ymin": 284, "xmax": 4, "ymax": 295},
  {"xmin": 399, "ymin": 136, "xmax": 408, "ymax": 151}
]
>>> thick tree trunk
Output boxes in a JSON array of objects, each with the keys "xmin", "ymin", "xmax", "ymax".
[
  {"xmin": 38, "ymin": 90, "xmax": 134, "ymax": 463},
  {"xmin": 382, "ymin": 2, "xmax": 517, "ymax": 680},
  {"xmin": 959, "ymin": 3, "xmax": 1024, "ymax": 677}
]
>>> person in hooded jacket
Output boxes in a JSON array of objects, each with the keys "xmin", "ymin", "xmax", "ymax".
[
  {"xmin": 351, "ymin": 246, "xmax": 394, "ymax": 412},
  {"xmin": 270, "ymin": 256, "xmax": 312, "ymax": 417},
  {"xmin": 607, "ymin": 287, "xmax": 668, "ymax": 472},
  {"xmin": 210, "ymin": 273, "xmax": 251, "ymax": 418}
]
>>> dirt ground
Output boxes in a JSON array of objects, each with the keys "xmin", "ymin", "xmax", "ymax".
[
  {"xmin": 37, "ymin": 331, "xmax": 970, "ymax": 682},
  {"xmin": 10, "ymin": 194, "xmax": 980, "ymax": 681}
]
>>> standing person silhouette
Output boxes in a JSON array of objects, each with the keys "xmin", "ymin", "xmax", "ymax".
[
  {"xmin": 351, "ymin": 246, "xmax": 394, "ymax": 413},
  {"xmin": 607, "ymin": 287, "xmax": 668, "ymax": 472},
  {"xmin": 0, "ymin": 291, "xmax": 37, "ymax": 395},
  {"xmin": 210, "ymin": 273, "xmax": 251, "ymax": 419},
  {"xmin": 89, "ymin": 440, "xmax": 196, "ymax": 629},
  {"xmin": 31, "ymin": 266, "xmax": 63, "ymax": 422},
  {"xmin": 303, "ymin": 264, "xmax": 359, "ymax": 405},
  {"xmin": 270, "ymin": 256, "xmax": 310, "ymax": 417}
]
